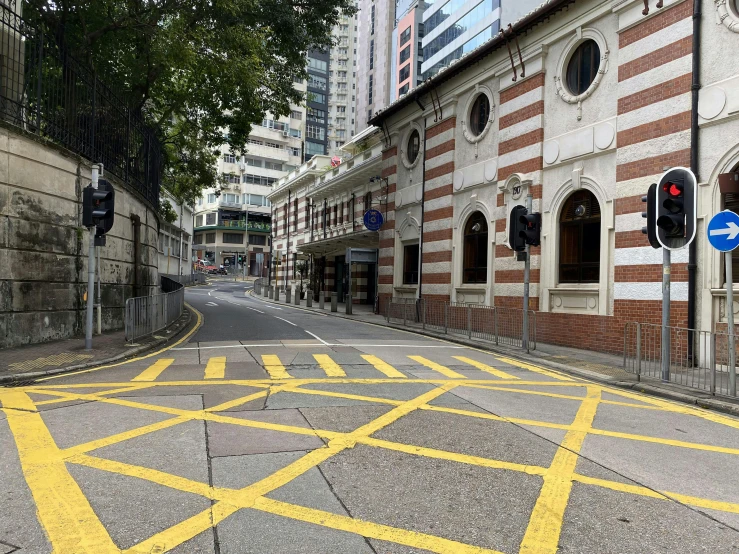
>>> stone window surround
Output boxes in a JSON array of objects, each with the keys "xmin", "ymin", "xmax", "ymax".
[
  {"xmin": 461, "ymin": 84, "xmax": 495, "ymax": 144},
  {"xmin": 452, "ymin": 195, "xmax": 494, "ymax": 305},
  {"xmin": 399, "ymin": 121, "xmax": 424, "ymax": 170},
  {"xmin": 553, "ymin": 27, "xmax": 610, "ymax": 112},
  {"xmin": 717, "ymin": 0, "xmax": 739, "ymax": 33}
]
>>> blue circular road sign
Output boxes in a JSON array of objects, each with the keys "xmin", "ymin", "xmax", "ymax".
[
  {"xmin": 707, "ymin": 210, "xmax": 739, "ymax": 252},
  {"xmin": 363, "ymin": 209, "xmax": 384, "ymax": 231}
]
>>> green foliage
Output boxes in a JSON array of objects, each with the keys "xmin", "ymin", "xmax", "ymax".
[
  {"xmin": 24, "ymin": 0, "xmax": 356, "ymax": 204},
  {"xmin": 159, "ymin": 200, "xmax": 178, "ymax": 224}
]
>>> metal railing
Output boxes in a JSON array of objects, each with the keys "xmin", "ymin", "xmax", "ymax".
[
  {"xmin": 0, "ymin": 3, "xmax": 162, "ymax": 207},
  {"xmin": 386, "ymin": 298, "xmax": 536, "ymax": 351},
  {"xmin": 623, "ymin": 322, "xmax": 737, "ymax": 397},
  {"xmin": 125, "ymin": 277, "xmax": 185, "ymax": 342}
]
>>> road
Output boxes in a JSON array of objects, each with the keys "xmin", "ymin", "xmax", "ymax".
[{"xmin": 1, "ymin": 277, "xmax": 739, "ymax": 553}]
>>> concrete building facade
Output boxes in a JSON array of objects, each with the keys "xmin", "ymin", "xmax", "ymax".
[
  {"xmin": 157, "ymin": 190, "xmax": 194, "ymax": 278},
  {"xmin": 270, "ymin": 0, "xmax": 739, "ymax": 357},
  {"xmin": 328, "ymin": 13, "xmax": 359, "ymax": 156}
]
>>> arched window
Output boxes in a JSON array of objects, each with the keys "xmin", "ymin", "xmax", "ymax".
[
  {"xmin": 723, "ymin": 163, "xmax": 739, "ymax": 281},
  {"xmin": 559, "ymin": 190, "xmax": 601, "ymax": 283},
  {"xmin": 463, "ymin": 212, "xmax": 488, "ymax": 283}
]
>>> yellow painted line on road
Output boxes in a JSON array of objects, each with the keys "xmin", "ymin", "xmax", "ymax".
[
  {"xmin": 361, "ymin": 354, "xmax": 407, "ymax": 378},
  {"xmin": 0, "ymin": 391, "xmax": 119, "ymax": 553},
  {"xmin": 204, "ymin": 356, "xmax": 226, "ymax": 379},
  {"xmin": 453, "ymin": 356, "xmax": 518, "ymax": 379},
  {"xmin": 572, "ymin": 474, "xmax": 739, "ymax": 515},
  {"xmin": 33, "ymin": 384, "xmax": 156, "ymax": 406},
  {"xmin": 254, "ymin": 497, "xmax": 503, "ymax": 554},
  {"xmin": 495, "ymin": 356, "xmax": 574, "ymax": 381},
  {"xmin": 408, "ymin": 355, "xmax": 466, "ymax": 379},
  {"xmin": 38, "ymin": 302, "xmax": 204, "ymax": 382},
  {"xmin": 519, "ymin": 387, "xmax": 600, "ymax": 554},
  {"xmin": 289, "ymin": 386, "xmax": 404, "ymax": 406},
  {"xmin": 464, "ymin": 383, "xmax": 586, "ymax": 402},
  {"xmin": 204, "ymin": 389, "xmax": 272, "ymax": 412},
  {"xmin": 313, "ymin": 354, "xmax": 347, "ymax": 377},
  {"xmin": 586, "ymin": 427, "xmax": 739, "ymax": 456},
  {"xmin": 131, "ymin": 358, "xmax": 174, "ymax": 382},
  {"xmin": 261, "ymin": 354, "xmax": 292, "ymax": 379}
]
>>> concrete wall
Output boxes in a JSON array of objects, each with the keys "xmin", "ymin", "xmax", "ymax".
[{"xmin": 0, "ymin": 125, "xmax": 159, "ymax": 348}]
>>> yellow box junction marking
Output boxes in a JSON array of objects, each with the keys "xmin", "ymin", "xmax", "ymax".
[
  {"xmin": 204, "ymin": 356, "xmax": 226, "ymax": 379},
  {"xmin": 261, "ymin": 354, "xmax": 292, "ymax": 379},
  {"xmin": 452, "ymin": 356, "xmax": 518, "ymax": 379},
  {"xmin": 408, "ymin": 355, "xmax": 466, "ymax": 379},
  {"xmin": 313, "ymin": 354, "xmax": 347, "ymax": 377},
  {"xmin": 361, "ymin": 354, "xmax": 406, "ymax": 378},
  {"xmin": 519, "ymin": 387, "xmax": 600, "ymax": 554},
  {"xmin": 131, "ymin": 358, "xmax": 174, "ymax": 382},
  {"xmin": 0, "ymin": 390, "xmax": 119, "ymax": 553},
  {"xmin": 496, "ymin": 356, "xmax": 574, "ymax": 381},
  {"xmin": 6, "ymin": 360, "xmax": 739, "ymax": 554}
]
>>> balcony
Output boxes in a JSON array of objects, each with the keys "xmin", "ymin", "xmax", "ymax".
[
  {"xmin": 194, "ymin": 220, "xmax": 272, "ymax": 233},
  {"xmin": 219, "ymin": 199, "xmax": 243, "ymax": 209}
]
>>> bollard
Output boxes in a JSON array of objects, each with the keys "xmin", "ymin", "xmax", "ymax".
[
  {"xmin": 306, "ymin": 291, "xmax": 313, "ymax": 308},
  {"xmin": 319, "ymin": 291, "xmax": 325, "ymax": 310},
  {"xmin": 331, "ymin": 292, "xmax": 338, "ymax": 312},
  {"xmin": 275, "ymin": 287, "xmax": 280, "ymax": 301},
  {"xmin": 346, "ymin": 295, "xmax": 352, "ymax": 315},
  {"xmin": 285, "ymin": 288, "xmax": 291, "ymax": 304},
  {"xmin": 263, "ymin": 285, "xmax": 268, "ymax": 298},
  {"xmin": 268, "ymin": 286, "xmax": 274, "ymax": 300},
  {"xmin": 294, "ymin": 288, "xmax": 300, "ymax": 305}
]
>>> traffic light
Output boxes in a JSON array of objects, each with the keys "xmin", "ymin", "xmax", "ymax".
[
  {"xmin": 519, "ymin": 211, "xmax": 541, "ymax": 247},
  {"xmin": 641, "ymin": 183, "xmax": 659, "ymax": 249},
  {"xmin": 655, "ymin": 167, "xmax": 696, "ymax": 250},
  {"xmin": 509, "ymin": 205, "xmax": 527, "ymax": 252},
  {"xmin": 83, "ymin": 179, "xmax": 115, "ymax": 233}
]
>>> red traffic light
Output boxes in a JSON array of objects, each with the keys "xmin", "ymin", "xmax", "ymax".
[{"xmin": 662, "ymin": 182, "xmax": 683, "ymax": 197}]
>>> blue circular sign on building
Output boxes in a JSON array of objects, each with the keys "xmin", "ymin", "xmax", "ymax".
[
  {"xmin": 363, "ymin": 209, "xmax": 384, "ymax": 231},
  {"xmin": 707, "ymin": 210, "xmax": 739, "ymax": 252}
]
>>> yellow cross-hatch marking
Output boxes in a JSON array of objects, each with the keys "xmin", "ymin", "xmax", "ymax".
[
  {"xmin": 261, "ymin": 355, "xmax": 292, "ymax": 379},
  {"xmin": 361, "ymin": 354, "xmax": 406, "ymax": 378},
  {"xmin": 313, "ymin": 354, "xmax": 347, "ymax": 377},
  {"xmin": 0, "ymin": 390, "xmax": 119, "ymax": 553},
  {"xmin": 204, "ymin": 356, "xmax": 226, "ymax": 379},
  {"xmin": 408, "ymin": 355, "xmax": 466, "ymax": 379},
  {"xmin": 452, "ymin": 356, "xmax": 519, "ymax": 379},
  {"xmin": 131, "ymin": 358, "xmax": 174, "ymax": 382}
]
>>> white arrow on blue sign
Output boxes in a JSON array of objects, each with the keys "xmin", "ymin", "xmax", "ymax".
[{"xmin": 707, "ymin": 210, "xmax": 739, "ymax": 252}]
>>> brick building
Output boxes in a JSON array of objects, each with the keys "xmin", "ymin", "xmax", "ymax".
[{"xmin": 270, "ymin": 0, "xmax": 739, "ymax": 355}]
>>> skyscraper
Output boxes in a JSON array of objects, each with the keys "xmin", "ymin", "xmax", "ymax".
[
  {"xmin": 306, "ymin": 49, "xmax": 330, "ymax": 161},
  {"xmin": 327, "ymin": 12, "xmax": 358, "ymax": 156}
]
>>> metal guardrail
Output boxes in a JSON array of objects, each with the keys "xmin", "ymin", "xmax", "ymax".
[
  {"xmin": 124, "ymin": 277, "xmax": 185, "ymax": 342},
  {"xmin": 386, "ymin": 298, "xmax": 536, "ymax": 352},
  {"xmin": 623, "ymin": 322, "xmax": 737, "ymax": 397}
]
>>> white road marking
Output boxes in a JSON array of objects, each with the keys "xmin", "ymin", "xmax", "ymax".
[
  {"xmin": 208, "ymin": 291, "xmax": 212, "ymax": 296},
  {"xmin": 305, "ymin": 331, "xmax": 330, "ymax": 346},
  {"xmin": 205, "ymin": 302, "xmax": 218, "ymax": 306},
  {"xmin": 172, "ymin": 343, "xmax": 330, "ymax": 350},
  {"xmin": 246, "ymin": 307, "xmax": 265, "ymax": 314},
  {"xmin": 275, "ymin": 317, "xmax": 297, "ymax": 326}
]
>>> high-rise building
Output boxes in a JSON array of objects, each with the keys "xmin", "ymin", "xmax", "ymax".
[
  {"xmin": 192, "ymin": 93, "xmax": 305, "ymax": 275},
  {"xmin": 327, "ymin": 12, "xmax": 358, "ymax": 156},
  {"xmin": 391, "ymin": 0, "xmax": 425, "ymax": 102},
  {"xmin": 356, "ymin": 0, "xmax": 395, "ymax": 132},
  {"xmin": 306, "ymin": 49, "xmax": 330, "ymax": 161}
]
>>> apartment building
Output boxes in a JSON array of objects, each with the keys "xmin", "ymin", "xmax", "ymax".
[
  {"xmin": 327, "ymin": 13, "xmax": 359, "ymax": 156},
  {"xmin": 392, "ymin": 0, "xmax": 425, "ymax": 100},
  {"xmin": 306, "ymin": 49, "xmax": 330, "ymax": 161},
  {"xmin": 157, "ymin": 188, "xmax": 194, "ymax": 277}
]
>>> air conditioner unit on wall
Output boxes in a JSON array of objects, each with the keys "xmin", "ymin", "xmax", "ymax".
[{"xmin": 282, "ymin": 131, "xmax": 289, "ymax": 137}]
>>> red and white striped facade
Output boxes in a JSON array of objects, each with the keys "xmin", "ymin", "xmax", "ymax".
[{"xmin": 269, "ymin": 0, "xmax": 739, "ymax": 354}]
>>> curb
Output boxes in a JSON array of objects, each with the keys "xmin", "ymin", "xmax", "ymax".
[
  {"xmin": 0, "ymin": 308, "xmax": 195, "ymax": 385},
  {"xmin": 250, "ymin": 290, "xmax": 739, "ymax": 418}
]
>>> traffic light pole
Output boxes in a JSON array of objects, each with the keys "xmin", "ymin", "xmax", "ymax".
[
  {"xmin": 661, "ymin": 247, "xmax": 670, "ymax": 382},
  {"xmin": 726, "ymin": 250, "xmax": 736, "ymax": 396},
  {"xmin": 522, "ymin": 193, "xmax": 532, "ymax": 351},
  {"xmin": 85, "ymin": 164, "xmax": 101, "ymax": 350}
]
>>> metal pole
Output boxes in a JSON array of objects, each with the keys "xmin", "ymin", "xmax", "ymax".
[
  {"xmin": 636, "ymin": 323, "xmax": 642, "ymax": 381},
  {"xmin": 244, "ymin": 209, "xmax": 249, "ymax": 281},
  {"xmin": 96, "ymin": 245, "xmax": 102, "ymax": 335},
  {"xmin": 522, "ymin": 193, "xmax": 532, "ymax": 350},
  {"xmin": 661, "ymin": 247, "xmax": 671, "ymax": 382},
  {"xmin": 726, "ymin": 250, "xmax": 736, "ymax": 395},
  {"xmin": 178, "ymin": 204, "xmax": 183, "ymax": 277},
  {"xmin": 85, "ymin": 164, "xmax": 100, "ymax": 350}
]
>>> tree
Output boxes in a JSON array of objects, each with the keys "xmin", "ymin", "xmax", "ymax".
[{"xmin": 24, "ymin": 0, "xmax": 355, "ymax": 206}]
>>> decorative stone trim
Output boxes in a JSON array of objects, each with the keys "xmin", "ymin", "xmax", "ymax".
[
  {"xmin": 400, "ymin": 121, "xmax": 423, "ymax": 170},
  {"xmin": 716, "ymin": 0, "xmax": 739, "ymax": 33},
  {"xmin": 553, "ymin": 28, "xmax": 610, "ymax": 119},
  {"xmin": 461, "ymin": 84, "xmax": 495, "ymax": 144}
]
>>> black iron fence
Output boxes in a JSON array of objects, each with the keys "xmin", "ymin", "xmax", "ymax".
[{"xmin": 0, "ymin": 3, "xmax": 162, "ymax": 206}]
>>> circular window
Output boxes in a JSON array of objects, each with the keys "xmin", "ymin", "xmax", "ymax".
[
  {"xmin": 407, "ymin": 129, "xmax": 420, "ymax": 164},
  {"xmin": 566, "ymin": 40, "xmax": 601, "ymax": 96},
  {"xmin": 733, "ymin": 0, "xmax": 739, "ymax": 16},
  {"xmin": 469, "ymin": 94, "xmax": 490, "ymax": 137}
]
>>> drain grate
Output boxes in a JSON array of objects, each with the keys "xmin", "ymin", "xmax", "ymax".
[{"xmin": 3, "ymin": 379, "xmax": 37, "ymax": 388}]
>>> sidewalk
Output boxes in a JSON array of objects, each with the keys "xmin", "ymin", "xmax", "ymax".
[
  {"xmin": 0, "ymin": 307, "xmax": 195, "ymax": 384},
  {"xmin": 250, "ymin": 289, "xmax": 739, "ymax": 417}
]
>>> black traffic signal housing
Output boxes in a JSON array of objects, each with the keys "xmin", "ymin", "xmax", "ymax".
[
  {"xmin": 519, "ymin": 211, "xmax": 541, "ymax": 247},
  {"xmin": 655, "ymin": 167, "xmax": 696, "ymax": 250},
  {"xmin": 509, "ymin": 205, "xmax": 527, "ymax": 252},
  {"xmin": 641, "ymin": 183, "xmax": 659, "ymax": 249},
  {"xmin": 83, "ymin": 179, "xmax": 115, "ymax": 233}
]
